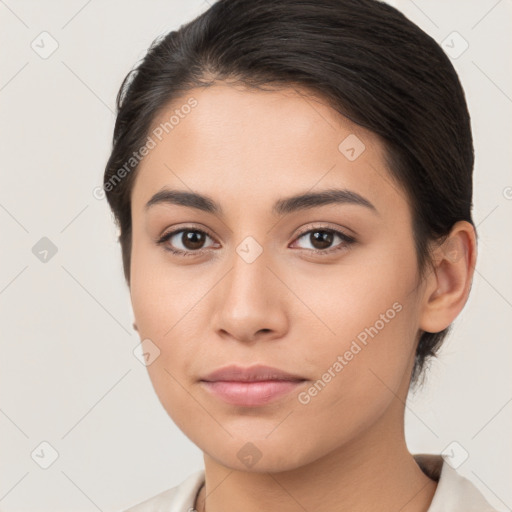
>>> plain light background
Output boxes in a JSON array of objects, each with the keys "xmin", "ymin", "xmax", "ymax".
[{"xmin": 0, "ymin": 1, "xmax": 510, "ymax": 511}]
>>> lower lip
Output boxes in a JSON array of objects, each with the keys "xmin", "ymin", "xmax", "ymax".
[{"xmin": 200, "ymin": 380, "xmax": 306, "ymax": 406}]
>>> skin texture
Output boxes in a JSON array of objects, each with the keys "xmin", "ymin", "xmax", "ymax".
[{"xmin": 129, "ymin": 84, "xmax": 476, "ymax": 512}]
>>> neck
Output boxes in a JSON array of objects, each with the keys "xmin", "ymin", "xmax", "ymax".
[{"xmin": 195, "ymin": 400, "xmax": 437, "ymax": 512}]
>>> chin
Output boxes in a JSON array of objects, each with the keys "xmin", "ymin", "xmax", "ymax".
[{"xmin": 199, "ymin": 431, "xmax": 325, "ymax": 474}]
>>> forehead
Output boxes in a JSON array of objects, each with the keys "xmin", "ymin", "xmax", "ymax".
[
  {"xmin": 146, "ymin": 83, "xmax": 379, "ymax": 158},
  {"xmin": 131, "ymin": 84, "xmax": 405, "ymax": 216}
]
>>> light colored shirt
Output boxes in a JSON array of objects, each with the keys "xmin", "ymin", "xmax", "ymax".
[{"xmin": 122, "ymin": 454, "xmax": 499, "ymax": 511}]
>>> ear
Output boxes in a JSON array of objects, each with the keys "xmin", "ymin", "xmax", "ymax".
[{"xmin": 419, "ymin": 221, "xmax": 477, "ymax": 333}]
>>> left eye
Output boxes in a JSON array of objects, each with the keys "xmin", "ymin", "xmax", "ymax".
[{"xmin": 291, "ymin": 228, "xmax": 355, "ymax": 253}]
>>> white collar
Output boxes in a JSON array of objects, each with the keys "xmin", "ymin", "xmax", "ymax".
[{"xmin": 414, "ymin": 454, "xmax": 497, "ymax": 512}]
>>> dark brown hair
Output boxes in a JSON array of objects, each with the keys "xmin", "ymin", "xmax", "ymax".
[{"xmin": 103, "ymin": 0, "xmax": 475, "ymax": 385}]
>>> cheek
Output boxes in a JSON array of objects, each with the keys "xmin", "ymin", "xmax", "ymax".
[
  {"xmin": 129, "ymin": 233, "xmax": 220, "ymax": 395},
  {"xmin": 129, "ymin": 243, "xmax": 204, "ymax": 433},
  {"xmin": 288, "ymin": 246, "xmax": 420, "ymax": 414},
  {"xmin": 130, "ymin": 234, "xmax": 196, "ymax": 340},
  {"xmin": 282, "ymin": 286, "xmax": 417, "ymax": 464},
  {"xmin": 129, "ymin": 237, "xmax": 197, "ymax": 396},
  {"xmin": 294, "ymin": 247, "xmax": 417, "ymax": 352}
]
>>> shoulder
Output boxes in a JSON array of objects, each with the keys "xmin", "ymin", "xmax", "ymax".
[
  {"xmin": 121, "ymin": 469, "xmax": 205, "ymax": 512},
  {"xmin": 414, "ymin": 453, "xmax": 500, "ymax": 512}
]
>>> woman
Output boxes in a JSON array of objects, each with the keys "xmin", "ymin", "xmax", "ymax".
[{"xmin": 103, "ymin": 0, "xmax": 496, "ymax": 510}]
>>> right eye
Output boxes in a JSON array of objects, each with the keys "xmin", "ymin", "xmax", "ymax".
[{"xmin": 156, "ymin": 228, "xmax": 218, "ymax": 256}]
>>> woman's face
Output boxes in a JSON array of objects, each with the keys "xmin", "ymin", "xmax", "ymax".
[{"xmin": 129, "ymin": 84, "xmax": 430, "ymax": 472}]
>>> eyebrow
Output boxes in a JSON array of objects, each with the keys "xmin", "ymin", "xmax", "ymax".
[{"xmin": 144, "ymin": 187, "xmax": 378, "ymax": 217}]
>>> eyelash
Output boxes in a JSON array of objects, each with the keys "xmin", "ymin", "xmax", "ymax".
[{"xmin": 156, "ymin": 225, "xmax": 356, "ymax": 258}]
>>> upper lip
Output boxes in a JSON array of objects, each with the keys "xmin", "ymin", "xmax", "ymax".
[{"xmin": 200, "ymin": 364, "xmax": 306, "ymax": 382}]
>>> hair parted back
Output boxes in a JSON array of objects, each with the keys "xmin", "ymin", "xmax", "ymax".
[{"xmin": 104, "ymin": 0, "xmax": 475, "ymax": 385}]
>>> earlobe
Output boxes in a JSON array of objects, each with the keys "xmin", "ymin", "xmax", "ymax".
[{"xmin": 419, "ymin": 221, "xmax": 477, "ymax": 333}]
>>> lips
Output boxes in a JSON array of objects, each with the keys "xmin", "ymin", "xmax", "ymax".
[
  {"xmin": 200, "ymin": 364, "xmax": 306, "ymax": 383},
  {"xmin": 199, "ymin": 364, "xmax": 307, "ymax": 407}
]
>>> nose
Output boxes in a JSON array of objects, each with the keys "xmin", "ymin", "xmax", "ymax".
[{"xmin": 211, "ymin": 246, "xmax": 289, "ymax": 344}]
